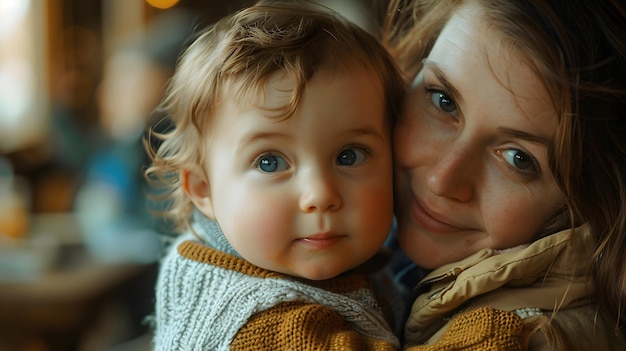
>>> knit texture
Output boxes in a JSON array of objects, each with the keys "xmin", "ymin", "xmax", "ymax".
[
  {"xmin": 153, "ymin": 214, "xmax": 400, "ymax": 350},
  {"xmin": 232, "ymin": 301, "xmax": 397, "ymax": 351},
  {"xmin": 406, "ymin": 307, "xmax": 523, "ymax": 351}
]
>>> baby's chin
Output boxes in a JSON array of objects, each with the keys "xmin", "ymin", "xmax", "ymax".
[
  {"xmin": 285, "ymin": 266, "xmax": 346, "ymax": 281},
  {"xmin": 278, "ymin": 261, "xmax": 361, "ymax": 281}
]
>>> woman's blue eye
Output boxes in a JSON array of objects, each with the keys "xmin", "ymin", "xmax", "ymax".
[
  {"xmin": 501, "ymin": 149, "xmax": 536, "ymax": 173},
  {"xmin": 258, "ymin": 155, "xmax": 289, "ymax": 172},
  {"xmin": 431, "ymin": 91, "xmax": 457, "ymax": 114},
  {"xmin": 337, "ymin": 148, "xmax": 367, "ymax": 166}
]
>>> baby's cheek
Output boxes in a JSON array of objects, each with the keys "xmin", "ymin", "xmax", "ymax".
[
  {"xmin": 233, "ymin": 201, "xmax": 291, "ymax": 248},
  {"xmin": 227, "ymin": 204, "xmax": 295, "ymax": 273}
]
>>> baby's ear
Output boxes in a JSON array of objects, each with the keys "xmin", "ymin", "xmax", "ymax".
[{"xmin": 182, "ymin": 168, "xmax": 215, "ymax": 219}]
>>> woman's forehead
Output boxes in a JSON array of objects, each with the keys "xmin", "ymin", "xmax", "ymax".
[{"xmin": 427, "ymin": 1, "xmax": 556, "ymax": 135}]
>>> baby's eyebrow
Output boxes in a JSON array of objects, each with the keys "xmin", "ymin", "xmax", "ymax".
[
  {"xmin": 421, "ymin": 59, "xmax": 463, "ymax": 105},
  {"xmin": 240, "ymin": 131, "xmax": 291, "ymax": 146},
  {"xmin": 346, "ymin": 126, "xmax": 386, "ymax": 140}
]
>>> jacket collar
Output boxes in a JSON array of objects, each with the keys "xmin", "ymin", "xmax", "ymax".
[{"xmin": 406, "ymin": 225, "xmax": 594, "ymax": 341}]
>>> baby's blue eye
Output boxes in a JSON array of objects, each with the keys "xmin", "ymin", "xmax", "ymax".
[
  {"xmin": 337, "ymin": 148, "xmax": 367, "ymax": 166},
  {"xmin": 258, "ymin": 155, "xmax": 289, "ymax": 172}
]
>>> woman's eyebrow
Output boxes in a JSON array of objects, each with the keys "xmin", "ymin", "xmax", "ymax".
[
  {"xmin": 422, "ymin": 59, "xmax": 463, "ymax": 105},
  {"xmin": 498, "ymin": 127, "xmax": 551, "ymax": 146}
]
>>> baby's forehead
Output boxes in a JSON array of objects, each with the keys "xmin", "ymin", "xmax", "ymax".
[
  {"xmin": 226, "ymin": 58, "xmax": 380, "ymax": 95},
  {"xmin": 221, "ymin": 63, "xmax": 382, "ymax": 117}
]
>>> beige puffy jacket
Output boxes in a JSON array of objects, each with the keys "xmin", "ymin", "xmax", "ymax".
[{"xmin": 404, "ymin": 225, "xmax": 625, "ymax": 350}]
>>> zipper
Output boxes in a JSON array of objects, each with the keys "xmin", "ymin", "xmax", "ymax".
[{"xmin": 415, "ymin": 267, "xmax": 463, "ymax": 292}]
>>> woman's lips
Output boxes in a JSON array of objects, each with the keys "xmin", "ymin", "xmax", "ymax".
[{"xmin": 410, "ymin": 196, "xmax": 465, "ymax": 233}]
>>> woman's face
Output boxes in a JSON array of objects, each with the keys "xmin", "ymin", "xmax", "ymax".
[{"xmin": 393, "ymin": 1, "xmax": 565, "ymax": 269}]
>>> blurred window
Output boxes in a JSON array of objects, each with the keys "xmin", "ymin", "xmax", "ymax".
[{"xmin": 0, "ymin": 0, "xmax": 48, "ymax": 153}]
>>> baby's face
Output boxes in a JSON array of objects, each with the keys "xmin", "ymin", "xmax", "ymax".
[{"xmin": 191, "ymin": 67, "xmax": 393, "ymax": 280}]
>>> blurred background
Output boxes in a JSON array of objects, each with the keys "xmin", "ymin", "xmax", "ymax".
[{"xmin": 0, "ymin": 0, "xmax": 381, "ymax": 350}]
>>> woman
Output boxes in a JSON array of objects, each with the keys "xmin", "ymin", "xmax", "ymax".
[{"xmin": 382, "ymin": 0, "xmax": 626, "ymax": 349}]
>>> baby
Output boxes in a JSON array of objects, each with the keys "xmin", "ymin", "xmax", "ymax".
[{"xmin": 145, "ymin": 1, "xmax": 405, "ymax": 349}]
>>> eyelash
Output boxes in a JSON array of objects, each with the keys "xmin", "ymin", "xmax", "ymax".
[{"xmin": 252, "ymin": 151, "xmax": 288, "ymax": 167}]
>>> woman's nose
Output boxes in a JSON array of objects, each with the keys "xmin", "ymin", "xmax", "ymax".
[
  {"xmin": 299, "ymin": 171, "xmax": 342, "ymax": 212},
  {"xmin": 426, "ymin": 146, "xmax": 474, "ymax": 202}
]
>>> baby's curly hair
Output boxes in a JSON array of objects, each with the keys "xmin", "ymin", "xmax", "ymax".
[{"xmin": 145, "ymin": 0, "xmax": 405, "ymax": 234}]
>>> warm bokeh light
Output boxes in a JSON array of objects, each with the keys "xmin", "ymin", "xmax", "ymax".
[
  {"xmin": 0, "ymin": 0, "xmax": 46, "ymax": 153},
  {"xmin": 146, "ymin": 0, "xmax": 180, "ymax": 10}
]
